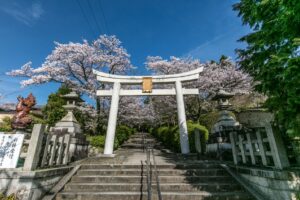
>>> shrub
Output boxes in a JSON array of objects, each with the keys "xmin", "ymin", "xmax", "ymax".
[
  {"xmin": 150, "ymin": 121, "xmax": 209, "ymax": 153},
  {"xmin": 27, "ymin": 114, "xmax": 47, "ymax": 130},
  {"xmin": 198, "ymin": 111, "xmax": 219, "ymax": 131},
  {"xmin": 114, "ymin": 125, "xmax": 134, "ymax": 149},
  {"xmin": 0, "ymin": 193, "xmax": 18, "ymax": 200},
  {"xmin": 88, "ymin": 125, "xmax": 134, "ymax": 151},
  {"xmin": 88, "ymin": 135, "xmax": 106, "ymax": 150},
  {"xmin": 187, "ymin": 120, "xmax": 209, "ymax": 153},
  {"xmin": 0, "ymin": 117, "xmax": 12, "ymax": 132}
]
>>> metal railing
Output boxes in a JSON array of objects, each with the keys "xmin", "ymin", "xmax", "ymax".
[
  {"xmin": 146, "ymin": 144, "xmax": 152, "ymax": 200},
  {"xmin": 142, "ymin": 132, "xmax": 146, "ymax": 152},
  {"xmin": 152, "ymin": 148, "xmax": 162, "ymax": 200},
  {"xmin": 143, "ymin": 132, "xmax": 162, "ymax": 200}
]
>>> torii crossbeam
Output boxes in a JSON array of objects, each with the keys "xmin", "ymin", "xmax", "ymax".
[{"xmin": 93, "ymin": 67, "xmax": 203, "ymax": 155}]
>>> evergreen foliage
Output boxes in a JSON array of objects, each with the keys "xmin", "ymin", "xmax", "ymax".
[
  {"xmin": 234, "ymin": 0, "xmax": 300, "ymax": 136},
  {"xmin": 88, "ymin": 135, "xmax": 106, "ymax": 150},
  {"xmin": 42, "ymin": 85, "xmax": 88, "ymax": 131},
  {"xmin": 150, "ymin": 121, "xmax": 209, "ymax": 153},
  {"xmin": 114, "ymin": 125, "xmax": 135, "ymax": 149},
  {"xmin": 88, "ymin": 125, "xmax": 135, "ymax": 151},
  {"xmin": 42, "ymin": 85, "xmax": 71, "ymax": 127}
]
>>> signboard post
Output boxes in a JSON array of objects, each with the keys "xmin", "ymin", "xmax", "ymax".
[{"xmin": 0, "ymin": 133, "xmax": 24, "ymax": 168}]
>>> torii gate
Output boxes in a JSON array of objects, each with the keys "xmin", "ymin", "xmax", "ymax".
[{"xmin": 93, "ymin": 67, "xmax": 203, "ymax": 155}]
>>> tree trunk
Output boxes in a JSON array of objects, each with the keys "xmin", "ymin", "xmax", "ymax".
[{"xmin": 95, "ymin": 96, "xmax": 103, "ymax": 135}]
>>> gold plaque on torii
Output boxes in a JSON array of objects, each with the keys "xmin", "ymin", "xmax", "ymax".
[{"xmin": 142, "ymin": 77, "xmax": 152, "ymax": 93}]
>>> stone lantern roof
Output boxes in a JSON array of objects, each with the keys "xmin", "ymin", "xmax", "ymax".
[
  {"xmin": 212, "ymin": 90, "xmax": 234, "ymax": 110},
  {"xmin": 62, "ymin": 91, "xmax": 83, "ymax": 111},
  {"xmin": 62, "ymin": 91, "xmax": 83, "ymax": 101}
]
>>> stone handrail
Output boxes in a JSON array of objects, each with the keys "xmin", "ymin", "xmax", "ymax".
[
  {"xmin": 22, "ymin": 124, "xmax": 71, "ymax": 171},
  {"xmin": 229, "ymin": 124, "xmax": 290, "ymax": 169}
]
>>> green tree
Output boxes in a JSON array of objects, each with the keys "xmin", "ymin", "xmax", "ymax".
[
  {"xmin": 42, "ymin": 85, "xmax": 71, "ymax": 127},
  {"xmin": 43, "ymin": 85, "xmax": 93, "ymax": 134},
  {"xmin": 234, "ymin": 0, "xmax": 300, "ymax": 136}
]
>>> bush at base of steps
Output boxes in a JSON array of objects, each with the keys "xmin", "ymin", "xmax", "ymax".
[
  {"xmin": 87, "ymin": 125, "xmax": 135, "ymax": 151},
  {"xmin": 149, "ymin": 121, "xmax": 209, "ymax": 153},
  {"xmin": 114, "ymin": 125, "xmax": 135, "ymax": 149}
]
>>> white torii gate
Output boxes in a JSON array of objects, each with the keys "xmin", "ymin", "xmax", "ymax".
[{"xmin": 93, "ymin": 67, "xmax": 203, "ymax": 155}]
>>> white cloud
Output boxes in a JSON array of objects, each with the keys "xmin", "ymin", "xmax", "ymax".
[
  {"xmin": 0, "ymin": 1, "xmax": 44, "ymax": 26},
  {"xmin": 184, "ymin": 27, "xmax": 250, "ymax": 61}
]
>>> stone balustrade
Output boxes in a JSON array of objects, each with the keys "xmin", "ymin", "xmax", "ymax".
[
  {"xmin": 229, "ymin": 124, "xmax": 290, "ymax": 169},
  {"xmin": 21, "ymin": 124, "xmax": 72, "ymax": 171}
]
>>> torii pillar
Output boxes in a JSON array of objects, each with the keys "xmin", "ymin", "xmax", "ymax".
[{"xmin": 104, "ymin": 82, "xmax": 120, "ymax": 155}]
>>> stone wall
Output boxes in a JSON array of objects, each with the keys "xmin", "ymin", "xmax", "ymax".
[
  {"xmin": 229, "ymin": 165, "xmax": 300, "ymax": 200},
  {"xmin": 0, "ymin": 166, "xmax": 72, "ymax": 200}
]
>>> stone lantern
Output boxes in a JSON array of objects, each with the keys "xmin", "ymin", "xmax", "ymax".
[
  {"xmin": 51, "ymin": 91, "xmax": 88, "ymax": 161},
  {"xmin": 208, "ymin": 90, "xmax": 241, "ymax": 160},
  {"xmin": 53, "ymin": 91, "xmax": 83, "ymax": 135}
]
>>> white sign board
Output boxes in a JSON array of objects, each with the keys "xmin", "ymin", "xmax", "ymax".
[{"xmin": 0, "ymin": 133, "xmax": 24, "ymax": 168}]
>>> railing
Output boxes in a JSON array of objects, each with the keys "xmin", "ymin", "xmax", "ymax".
[
  {"xmin": 142, "ymin": 132, "xmax": 146, "ymax": 153},
  {"xmin": 40, "ymin": 129, "xmax": 71, "ymax": 167},
  {"xmin": 229, "ymin": 124, "xmax": 290, "ymax": 169},
  {"xmin": 21, "ymin": 124, "xmax": 71, "ymax": 171},
  {"xmin": 143, "ymin": 133, "xmax": 162, "ymax": 200},
  {"xmin": 152, "ymin": 148, "xmax": 162, "ymax": 200},
  {"xmin": 146, "ymin": 144, "xmax": 152, "ymax": 200}
]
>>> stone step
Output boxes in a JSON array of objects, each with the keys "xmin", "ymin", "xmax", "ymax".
[
  {"xmin": 80, "ymin": 163, "xmax": 222, "ymax": 170},
  {"xmin": 121, "ymin": 143, "xmax": 161, "ymax": 149},
  {"xmin": 128, "ymin": 138, "xmax": 156, "ymax": 142},
  {"xmin": 121, "ymin": 143, "xmax": 145, "ymax": 148},
  {"xmin": 123, "ymin": 141, "xmax": 157, "ymax": 146},
  {"xmin": 71, "ymin": 175, "xmax": 233, "ymax": 183},
  {"xmin": 129, "ymin": 136, "xmax": 154, "ymax": 140},
  {"xmin": 64, "ymin": 182, "xmax": 243, "ymax": 192},
  {"xmin": 56, "ymin": 191, "xmax": 254, "ymax": 200},
  {"xmin": 76, "ymin": 168, "xmax": 228, "ymax": 176}
]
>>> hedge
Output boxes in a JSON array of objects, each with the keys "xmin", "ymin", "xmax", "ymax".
[
  {"xmin": 150, "ymin": 121, "xmax": 209, "ymax": 153},
  {"xmin": 114, "ymin": 125, "xmax": 135, "ymax": 149},
  {"xmin": 88, "ymin": 125, "xmax": 135, "ymax": 151}
]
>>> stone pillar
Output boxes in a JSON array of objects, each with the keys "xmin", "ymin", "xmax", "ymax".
[
  {"xmin": 175, "ymin": 80, "xmax": 190, "ymax": 154},
  {"xmin": 194, "ymin": 128, "xmax": 201, "ymax": 154},
  {"xmin": 104, "ymin": 82, "xmax": 121, "ymax": 155},
  {"xmin": 23, "ymin": 124, "xmax": 45, "ymax": 171},
  {"xmin": 229, "ymin": 132, "xmax": 238, "ymax": 165},
  {"xmin": 265, "ymin": 124, "xmax": 290, "ymax": 169}
]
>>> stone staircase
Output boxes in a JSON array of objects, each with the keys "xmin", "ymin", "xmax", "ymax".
[
  {"xmin": 120, "ymin": 133, "xmax": 159, "ymax": 149},
  {"xmin": 55, "ymin": 133, "xmax": 256, "ymax": 200}
]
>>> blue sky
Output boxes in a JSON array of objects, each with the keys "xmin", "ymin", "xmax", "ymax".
[{"xmin": 0, "ymin": 0, "xmax": 250, "ymax": 105}]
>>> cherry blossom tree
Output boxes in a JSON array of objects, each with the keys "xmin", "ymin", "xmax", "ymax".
[
  {"xmin": 145, "ymin": 56, "xmax": 253, "ymax": 123},
  {"xmin": 118, "ymin": 96, "xmax": 156, "ymax": 129},
  {"xmin": 8, "ymin": 35, "xmax": 131, "ymax": 96},
  {"xmin": 146, "ymin": 56, "xmax": 252, "ymax": 95},
  {"xmin": 8, "ymin": 35, "xmax": 132, "ymax": 133}
]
